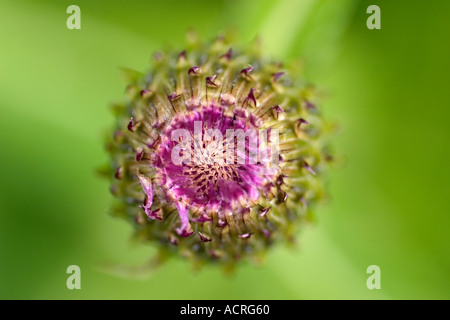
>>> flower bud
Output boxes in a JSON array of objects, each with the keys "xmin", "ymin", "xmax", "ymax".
[{"xmin": 106, "ymin": 34, "xmax": 332, "ymax": 270}]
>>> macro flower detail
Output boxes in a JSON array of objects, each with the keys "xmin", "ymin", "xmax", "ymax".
[{"xmin": 106, "ymin": 34, "xmax": 333, "ymax": 270}]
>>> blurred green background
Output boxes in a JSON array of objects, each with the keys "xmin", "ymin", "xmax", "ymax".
[{"xmin": 1, "ymin": 0, "xmax": 449, "ymax": 299}]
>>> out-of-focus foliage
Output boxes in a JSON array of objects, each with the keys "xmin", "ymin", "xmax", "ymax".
[{"xmin": 0, "ymin": 0, "xmax": 449, "ymax": 299}]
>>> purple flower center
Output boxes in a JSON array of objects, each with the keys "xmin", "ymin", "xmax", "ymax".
[{"xmin": 153, "ymin": 103, "xmax": 277, "ymax": 211}]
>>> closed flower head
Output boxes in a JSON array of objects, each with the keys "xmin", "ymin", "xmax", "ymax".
[{"xmin": 106, "ymin": 33, "xmax": 332, "ymax": 271}]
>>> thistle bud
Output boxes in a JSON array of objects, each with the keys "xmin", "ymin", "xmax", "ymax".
[{"xmin": 106, "ymin": 34, "xmax": 332, "ymax": 271}]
